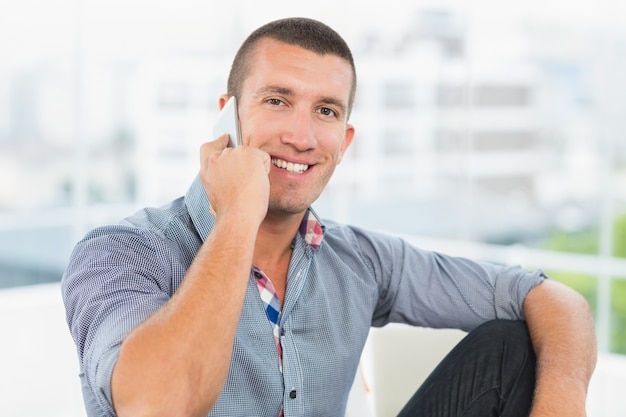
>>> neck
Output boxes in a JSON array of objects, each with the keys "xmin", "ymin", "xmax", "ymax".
[
  {"xmin": 253, "ymin": 211, "xmax": 305, "ymax": 266},
  {"xmin": 252, "ymin": 211, "xmax": 306, "ymax": 305}
]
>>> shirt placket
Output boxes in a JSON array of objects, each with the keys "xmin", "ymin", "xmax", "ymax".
[
  {"xmin": 251, "ymin": 209, "xmax": 323, "ymax": 417},
  {"xmin": 253, "ymin": 266, "xmax": 284, "ymax": 416}
]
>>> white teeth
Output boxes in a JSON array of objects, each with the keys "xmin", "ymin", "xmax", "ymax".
[{"xmin": 271, "ymin": 158, "xmax": 309, "ymax": 174}]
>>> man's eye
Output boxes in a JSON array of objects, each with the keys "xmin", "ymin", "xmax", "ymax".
[
  {"xmin": 267, "ymin": 98, "xmax": 283, "ymax": 106},
  {"xmin": 319, "ymin": 107, "xmax": 336, "ymax": 117}
]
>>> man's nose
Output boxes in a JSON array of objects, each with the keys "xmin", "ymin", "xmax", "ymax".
[{"xmin": 282, "ymin": 109, "xmax": 317, "ymax": 150}]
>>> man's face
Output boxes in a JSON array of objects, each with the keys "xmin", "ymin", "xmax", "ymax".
[{"xmin": 235, "ymin": 38, "xmax": 355, "ymax": 216}]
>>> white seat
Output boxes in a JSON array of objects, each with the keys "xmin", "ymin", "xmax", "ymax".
[{"xmin": 346, "ymin": 324, "xmax": 466, "ymax": 417}]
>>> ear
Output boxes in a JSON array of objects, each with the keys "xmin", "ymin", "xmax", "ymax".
[
  {"xmin": 218, "ymin": 94, "xmax": 230, "ymax": 111},
  {"xmin": 337, "ymin": 124, "xmax": 355, "ymax": 164}
]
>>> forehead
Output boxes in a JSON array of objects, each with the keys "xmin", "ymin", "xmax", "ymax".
[{"xmin": 243, "ymin": 38, "xmax": 353, "ymax": 102}]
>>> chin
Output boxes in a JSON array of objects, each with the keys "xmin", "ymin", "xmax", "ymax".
[
  {"xmin": 270, "ymin": 204, "xmax": 309, "ymax": 216},
  {"xmin": 269, "ymin": 198, "xmax": 314, "ymax": 216},
  {"xmin": 269, "ymin": 188, "xmax": 321, "ymax": 215}
]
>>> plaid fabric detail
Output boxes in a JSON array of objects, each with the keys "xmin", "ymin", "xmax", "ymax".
[
  {"xmin": 253, "ymin": 266, "xmax": 283, "ymax": 370},
  {"xmin": 299, "ymin": 209, "xmax": 324, "ymax": 250},
  {"xmin": 253, "ymin": 266, "xmax": 284, "ymax": 417}
]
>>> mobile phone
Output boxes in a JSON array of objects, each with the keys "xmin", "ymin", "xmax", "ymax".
[{"xmin": 213, "ymin": 96, "xmax": 242, "ymax": 147}]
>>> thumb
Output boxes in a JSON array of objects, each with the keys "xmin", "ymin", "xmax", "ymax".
[
  {"xmin": 200, "ymin": 135, "xmax": 230, "ymax": 161},
  {"xmin": 260, "ymin": 152, "xmax": 271, "ymax": 174}
]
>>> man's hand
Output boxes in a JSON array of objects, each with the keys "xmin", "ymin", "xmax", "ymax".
[
  {"xmin": 524, "ymin": 279, "xmax": 597, "ymax": 417},
  {"xmin": 200, "ymin": 135, "xmax": 271, "ymax": 225}
]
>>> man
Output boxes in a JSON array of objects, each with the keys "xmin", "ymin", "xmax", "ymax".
[{"xmin": 62, "ymin": 17, "xmax": 596, "ymax": 417}]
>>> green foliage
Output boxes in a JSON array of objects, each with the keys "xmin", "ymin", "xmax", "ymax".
[
  {"xmin": 614, "ymin": 216, "xmax": 626, "ymax": 258},
  {"xmin": 611, "ymin": 279, "xmax": 626, "ymax": 353},
  {"xmin": 543, "ymin": 229, "xmax": 598, "ymax": 254}
]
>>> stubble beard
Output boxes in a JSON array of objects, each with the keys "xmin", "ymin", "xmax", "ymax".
[
  {"xmin": 267, "ymin": 188, "xmax": 321, "ymax": 216},
  {"xmin": 267, "ymin": 163, "xmax": 336, "ymax": 216},
  {"xmin": 267, "ymin": 177, "xmax": 328, "ymax": 216}
]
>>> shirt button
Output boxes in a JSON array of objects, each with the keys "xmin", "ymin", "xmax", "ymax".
[{"xmin": 289, "ymin": 390, "xmax": 297, "ymax": 399}]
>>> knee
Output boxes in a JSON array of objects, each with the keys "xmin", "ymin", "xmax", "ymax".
[
  {"xmin": 469, "ymin": 320, "xmax": 537, "ymax": 415},
  {"xmin": 467, "ymin": 320, "xmax": 535, "ymax": 362}
]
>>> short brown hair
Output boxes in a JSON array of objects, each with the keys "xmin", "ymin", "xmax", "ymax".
[{"xmin": 227, "ymin": 17, "xmax": 357, "ymax": 117}]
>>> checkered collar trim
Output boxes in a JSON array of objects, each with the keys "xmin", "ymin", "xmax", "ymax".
[{"xmin": 298, "ymin": 208, "xmax": 325, "ymax": 250}]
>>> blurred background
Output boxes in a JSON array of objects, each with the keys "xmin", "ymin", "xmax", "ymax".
[{"xmin": 1, "ymin": 0, "xmax": 625, "ymax": 415}]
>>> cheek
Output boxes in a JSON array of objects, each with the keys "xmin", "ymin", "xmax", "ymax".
[
  {"xmin": 321, "ymin": 135, "xmax": 348, "ymax": 163},
  {"xmin": 313, "ymin": 124, "xmax": 347, "ymax": 150},
  {"xmin": 241, "ymin": 116, "xmax": 273, "ymax": 147}
]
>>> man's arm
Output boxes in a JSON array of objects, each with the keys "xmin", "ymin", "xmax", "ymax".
[
  {"xmin": 523, "ymin": 279, "xmax": 597, "ymax": 416},
  {"xmin": 111, "ymin": 137, "xmax": 271, "ymax": 417}
]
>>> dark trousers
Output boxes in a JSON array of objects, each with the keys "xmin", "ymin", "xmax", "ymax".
[{"xmin": 396, "ymin": 320, "xmax": 536, "ymax": 417}]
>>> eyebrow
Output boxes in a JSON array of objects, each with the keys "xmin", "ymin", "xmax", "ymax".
[
  {"xmin": 258, "ymin": 85, "xmax": 292, "ymax": 97},
  {"xmin": 257, "ymin": 85, "xmax": 348, "ymax": 117}
]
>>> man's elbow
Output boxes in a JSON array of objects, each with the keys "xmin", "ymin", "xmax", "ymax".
[
  {"xmin": 525, "ymin": 278, "xmax": 593, "ymax": 317},
  {"xmin": 111, "ymin": 362, "xmax": 218, "ymax": 417},
  {"xmin": 113, "ymin": 389, "xmax": 216, "ymax": 417}
]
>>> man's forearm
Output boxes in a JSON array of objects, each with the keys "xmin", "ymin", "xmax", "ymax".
[{"xmin": 111, "ymin": 213, "xmax": 259, "ymax": 417}]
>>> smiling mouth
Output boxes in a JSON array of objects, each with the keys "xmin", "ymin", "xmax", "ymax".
[{"xmin": 271, "ymin": 157, "xmax": 309, "ymax": 174}]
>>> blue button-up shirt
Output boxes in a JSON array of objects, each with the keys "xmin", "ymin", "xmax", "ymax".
[{"xmin": 61, "ymin": 175, "xmax": 545, "ymax": 417}]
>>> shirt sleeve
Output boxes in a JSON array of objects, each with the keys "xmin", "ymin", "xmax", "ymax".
[
  {"xmin": 350, "ymin": 226, "xmax": 546, "ymax": 331},
  {"xmin": 61, "ymin": 225, "xmax": 175, "ymax": 416}
]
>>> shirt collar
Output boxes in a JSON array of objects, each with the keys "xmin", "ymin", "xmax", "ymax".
[
  {"xmin": 185, "ymin": 174, "xmax": 325, "ymax": 250},
  {"xmin": 299, "ymin": 207, "xmax": 325, "ymax": 250}
]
